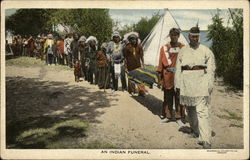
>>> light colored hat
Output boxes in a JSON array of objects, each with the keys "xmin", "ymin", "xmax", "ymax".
[
  {"xmin": 123, "ymin": 32, "xmax": 139, "ymax": 41},
  {"xmin": 111, "ymin": 31, "xmax": 121, "ymax": 39},
  {"xmin": 86, "ymin": 36, "xmax": 98, "ymax": 44},
  {"xmin": 128, "ymin": 34, "xmax": 138, "ymax": 40},
  {"xmin": 78, "ymin": 36, "xmax": 87, "ymax": 43},
  {"xmin": 101, "ymin": 42, "xmax": 108, "ymax": 49}
]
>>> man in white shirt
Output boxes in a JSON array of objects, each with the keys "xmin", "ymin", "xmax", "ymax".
[
  {"xmin": 175, "ymin": 26, "xmax": 216, "ymax": 149},
  {"xmin": 64, "ymin": 33, "xmax": 73, "ymax": 67}
]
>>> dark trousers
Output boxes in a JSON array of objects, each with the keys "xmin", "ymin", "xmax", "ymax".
[
  {"xmin": 27, "ymin": 51, "xmax": 34, "ymax": 57},
  {"xmin": 75, "ymin": 75, "xmax": 80, "ymax": 82},
  {"xmin": 68, "ymin": 53, "xmax": 73, "ymax": 68},
  {"xmin": 47, "ymin": 54, "xmax": 54, "ymax": 65},
  {"xmin": 54, "ymin": 55, "xmax": 58, "ymax": 65},
  {"xmin": 22, "ymin": 47, "xmax": 27, "ymax": 56},
  {"xmin": 65, "ymin": 54, "xmax": 69, "ymax": 66},
  {"xmin": 36, "ymin": 50, "xmax": 42, "ymax": 59},
  {"xmin": 80, "ymin": 60, "xmax": 87, "ymax": 79},
  {"xmin": 162, "ymin": 88, "xmax": 185, "ymax": 120},
  {"xmin": 83, "ymin": 65, "xmax": 88, "ymax": 81},
  {"xmin": 111, "ymin": 64, "xmax": 127, "ymax": 91},
  {"xmin": 88, "ymin": 63, "xmax": 96, "ymax": 84},
  {"xmin": 58, "ymin": 54, "xmax": 65, "ymax": 65}
]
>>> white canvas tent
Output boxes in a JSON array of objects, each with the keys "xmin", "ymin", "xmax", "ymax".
[{"xmin": 142, "ymin": 9, "xmax": 188, "ymax": 66}]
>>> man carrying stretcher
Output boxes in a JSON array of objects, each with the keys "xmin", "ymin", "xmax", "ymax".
[
  {"xmin": 157, "ymin": 28, "xmax": 186, "ymax": 125},
  {"xmin": 123, "ymin": 33, "xmax": 148, "ymax": 96}
]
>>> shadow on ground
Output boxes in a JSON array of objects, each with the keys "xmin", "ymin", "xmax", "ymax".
[
  {"xmin": 6, "ymin": 76, "xmax": 117, "ymax": 149},
  {"xmin": 132, "ymin": 94, "xmax": 162, "ymax": 118}
]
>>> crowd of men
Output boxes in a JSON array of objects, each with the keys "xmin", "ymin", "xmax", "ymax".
[
  {"xmin": 7, "ymin": 31, "xmax": 148, "ymax": 95},
  {"xmin": 6, "ymin": 26, "xmax": 215, "ymax": 149}
]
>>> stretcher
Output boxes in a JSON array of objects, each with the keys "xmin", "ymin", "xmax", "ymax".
[{"xmin": 127, "ymin": 67, "xmax": 159, "ymax": 88}]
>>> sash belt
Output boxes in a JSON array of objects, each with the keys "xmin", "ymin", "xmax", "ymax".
[{"xmin": 181, "ymin": 65, "xmax": 207, "ymax": 71}]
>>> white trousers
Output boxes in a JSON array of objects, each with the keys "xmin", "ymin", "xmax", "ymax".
[{"xmin": 186, "ymin": 97, "xmax": 212, "ymax": 144}]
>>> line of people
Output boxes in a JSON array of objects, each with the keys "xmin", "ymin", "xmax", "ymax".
[
  {"xmin": 41, "ymin": 31, "xmax": 148, "ymax": 96},
  {"xmin": 6, "ymin": 32, "xmax": 140, "ymax": 94},
  {"xmin": 7, "ymin": 32, "xmax": 145, "ymax": 95},
  {"xmin": 6, "ymin": 34, "xmax": 38, "ymax": 57},
  {"xmin": 7, "ymin": 26, "xmax": 215, "ymax": 149}
]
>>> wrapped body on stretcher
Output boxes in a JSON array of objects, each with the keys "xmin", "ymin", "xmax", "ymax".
[{"xmin": 127, "ymin": 67, "xmax": 160, "ymax": 89}]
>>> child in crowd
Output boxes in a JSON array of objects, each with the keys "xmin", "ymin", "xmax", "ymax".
[{"xmin": 74, "ymin": 60, "xmax": 81, "ymax": 82}]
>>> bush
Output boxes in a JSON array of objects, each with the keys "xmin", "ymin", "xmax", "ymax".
[{"xmin": 207, "ymin": 9, "xmax": 243, "ymax": 89}]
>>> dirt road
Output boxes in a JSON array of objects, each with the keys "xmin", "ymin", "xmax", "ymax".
[{"xmin": 5, "ymin": 58, "xmax": 243, "ymax": 149}]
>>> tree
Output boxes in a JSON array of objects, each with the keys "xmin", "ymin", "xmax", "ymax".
[
  {"xmin": 6, "ymin": 9, "xmax": 55, "ymax": 37},
  {"xmin": 47, "ymin": 9, "xmax": 113, "ymax": 46},
  {"xmin": 119, "ymin": 24, "xmax": 135, "ymax": 37},
  {"xmin": 207, "ymin": 9, "xmax": 243, "ymax": 89},
  {"xmin": 134, "ymin": 12, "xmax": 161, "ymax": 41},
  {"xmin": 6, "ymin": 9, "xmax": 113, "ymax": 46},
  {"xmin": 118, "ymin": 12, "xmax": 161, "ymax": 41}
]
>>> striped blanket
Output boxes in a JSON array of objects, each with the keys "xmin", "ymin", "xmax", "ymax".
[{"xmin": 127, "ymin": 68, "xmax": 158, "ymax": 88}]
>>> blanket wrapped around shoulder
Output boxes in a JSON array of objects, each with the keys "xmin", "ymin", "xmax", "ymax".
[{"xmin": 127, "ymin": 67, "xmax": 158, "ymax": 88}]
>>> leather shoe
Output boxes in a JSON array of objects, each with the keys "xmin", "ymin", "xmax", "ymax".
[
  {"xmin": 203, "ymin": 142, "xmax": 211, "ymax": 149},
  {"xmin": 188, "ymin": 132, "xmax": 199, "ymax": 138},
  {"xmin": 178, "ymin": 126, "xmax": 192, "ymax": 134},
  {"xmin": 211, "ymin": 131, "xmax": 216, "ymax": 137},
  {"xmin": 197, "ymin": 141, "xmax": 204, "ymax": 146}
]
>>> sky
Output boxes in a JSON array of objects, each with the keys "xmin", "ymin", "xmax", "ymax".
[
  {"xmin": 5, "ymin": 8, "xmax": 16, "ymax": 16},
  {"xmin": 109, "ymin": 9, "xmax": 231, "ymax": 30},
  {"xmin": 5, "ymin": 8, "xmax": 231, "ymax": 31}
]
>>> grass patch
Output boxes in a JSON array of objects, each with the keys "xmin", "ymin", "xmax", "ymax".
[
  {"xmin": 16, "ymin": 119, "xmax": 88, "ymax": 143},
  {"xmin": 47, "ymin": 140, "xmax": 116, "ymax": 149},
  {"xmin": 229, "ymin": 123, "xmax": 243, "ymax": 128},
  {"xmin": 218, "ymin": 89, "xmax": 224, "ymax": 93},
  {"xmin": 84, "ymin": 141, "xmax": 115, "ymax": 149},
  {"xmin": 225, "ymin": 84, "xmax": 243, "ymax": 93},
  {"xmin": 217, "ymin": 109, "xmax": 243, "ymax": 121},
  {"xmin": 7, "ymin": 116, "xmax": 114, "ymax": 149},
  {"xmin": 6, "ymin": 57, "xmax": 44, "ymax": 67},
  {"xmin": 6, "ymin": 57, "xmax": 72, "ymax": 71},
  {"xmin": 50, "ymin": 64, "xmax": 73, "ymax": 71}
]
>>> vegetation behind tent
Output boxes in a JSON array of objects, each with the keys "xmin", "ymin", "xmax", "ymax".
[
  {"xmin": 207, "ymin": 9, "xmax": 243, "ymax": 89},
  {"xmin": 118, "ymin": 12, "xmax": 161, "ymax": 42}
]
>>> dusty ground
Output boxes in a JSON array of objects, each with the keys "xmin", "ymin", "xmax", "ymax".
[{"xmin": 5, "ymin": 58, "xmax": 244, "ymax": 149}]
